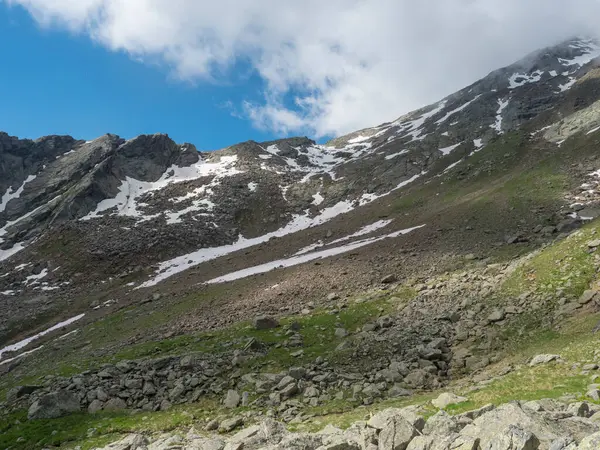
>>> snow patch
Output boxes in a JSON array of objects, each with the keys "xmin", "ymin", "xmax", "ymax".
[
  {"xmin": 587, "ymin": 126, "xmax": 600, "ymax": 135},
  {"xmin": 81, "ymin": 155, "xmax": 241, "ymax": 222},
  {"xmin": 491, "ymin": 98, "xmax": 510, "ymax": 134},
  {"xmin": 439, "ymin": 143, "xmax": 462, "ymax": 155},
  {"xmin": 558, "ymin": 39, "xmax": 600, "ymax": 67},
  {"xmin": 395, "ymin": 101, "xmax": 447, "ymax": 142},
  {"xmin": 25, "ymin": 268, "xmax": 48, "ymax": 285},
  {"xmin": 558, "ymin": 77, "xmax": 577, "ymax": 92},
  {"xmin": 435, "ymin": 95, "xmax": 481, "ymax": 125},
  {"xmin": 312, "ymin": 192, "xmax": 324, "ymax": 205},
  {"xmin": 138, "ymin": 200, "xmax": 360, "ymax": 288},
  {"xmin": 0, "ymin": 314, "xmax": 85, "ymax": 361},
  {"xmin": 443, "ymin": 160, "xmax": 463, "ymax": 174},
  {"xmin": 248, "ymin": 182, "xmax": 258, "ymax": 192},
  {"xmin": 508, "ymin": 70, "xmax": 543, "ymax": 89},
  {"xmin": 295, "ymin": 219, "xmax": 393, "ymax": 255},
  {"xmin": 206, "ymin": 225, "xmax": 426, "ymax": 284},
  {"xmin": 385, "ymin": 150, "xmax": 409, "ymax": 160},
  {"xmin": 359, "ymin": 172, "xmax": 424, "ymax": 206},
  {"xmin": 0, "ymin": 175, "xmax": 37, "ymax": 213}
]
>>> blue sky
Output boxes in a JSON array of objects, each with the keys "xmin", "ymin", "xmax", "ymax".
[
  {"xmin": 0, "ymin": 1, "xmax": 592, "ymax": 151},
  {"xmin": 0, "ymin": 6, "xmax": 281, "ymax": 150}
]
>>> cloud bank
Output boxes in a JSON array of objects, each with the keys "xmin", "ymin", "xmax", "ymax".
[{"xmin": 5, "ymin": 0, "xmax": 600, "ymax": 138}]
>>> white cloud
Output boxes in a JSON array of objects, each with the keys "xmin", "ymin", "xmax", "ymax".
[{"xmin": 5, "ymin": 0, "xmax": 600, "ymax": 137}]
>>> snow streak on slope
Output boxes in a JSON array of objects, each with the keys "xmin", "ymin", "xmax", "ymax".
[
  {"xmin": 0, "ymin": 242, "xmax": 25, "ymax": 263},
  {"xmin": 359, "ymin": 172, "xmax": 424, "ymax": 206},
  {"xmin": 393, "ymin": 101, "xmax": 447, "ymax": 142},
  {"xmin": 439, "ymin": 143, "xmax": 462, "ymax": 155},
  {"xmin": 206, "ymin": 225, "xmax": 426, "ymax": 284},
  {"xmin": 295, "ymin": 219, "xmax": 393, "ymax": 255},
  {"xmin": 0, "ymin": 175, "xmax": 36, "ymax": 213},
  {"xmin": 491, "ymin": 98, "xmax": 510, "ymax": 133},
  {"xmin": 0, "ymin": 313, "xmax": 85, "ymax": 361},
  {"xmin": 139, "ymin": 200, "xmax": 358, "ymax": 288},
  {"xmin": 435, "ymin": 95, "xmax": 481, "ymax": 125}
]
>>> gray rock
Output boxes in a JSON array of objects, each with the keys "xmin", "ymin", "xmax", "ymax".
[
  {"xmin": 460, "ymin": 403, "xmax": 560, "ymax": 448},
  {"xmin": 189, "ymin": 438, "xmax": 225, "ymax": 450},
  {"xmin": 388, "ymin": 385, "xmax": 412, "ymax": 398},
  {"xmin": 566, "ymin": 402, "xmax": 589, "ymax": 418},
  {"xmin": 487, "ymin": 308, "xmax": 506, "ymax": 323},
  {"xmin": 104, "ymin": 398, "xmax": 127, "ymax": 411},
  {"xmin": 94, "ymin": 434, "xmax": 148, "ymax": 450},
  {"xmin": 483, "ymin": 424, "xmax": 539, "ymax": 450},
  {"xmin": 378, "ymin": 415, "xmax": 419, "ymax": 450},
  {"xmin": 335, "ymin": 328, "xmax": 348, "ymax": 338},
  {"xmin": 381, "ymin": 274, "xmax": 398, "ymax": 284},
  {"xmin": 254, "ymin": 316, "xmax": 280, "ymax": 330},
  {"xmin": 548, "ymin": 437, "xmax": 577, "ymax": 450},
  {"xmin": 27, "ymin": 390, "xmax": 81, "ymax": 420},
  {"xmin": 368, "ymin": 408, "xmax": 425, "ymax": 432},
  {"xmin": 96, "ymin": 388, "xmax": 109, "ymax": 402},
  {"xmin": 205, "ymin": 418, "xmax": 220, "ymax": 431},
  {"xmin": 224, "ymin": 390, "xmax": 241, "ymax": 409},
  {"xmin": 578, "ymin": 432, "xmax": 600, "ymax": 450},
  {"xmin": 586, "ymin": 389, "xmax": 600, "ymax": 401},
  {"xmin": 529, "ymin": 354, "xmax": 561, "ymax": 366},
  {"xmin": 431, "ymin": 393, "xmax": 468, "ymax": 409},
  {"xmin": 422, "ymin": 411, "xmax": 461, "ymax": 436},
  {"xmin": 219, "ymin": 417, "xmax": 244, "ymax": 433},
  {"xmin": 579, "ymin": 290, "xmax": 598, "ymax": 305},
  {"xmin": 6, "ymin": 385, "xmax": 42, "ymax": 402},
  {"xmin": 88, "ymin": 399, "xmax": 103, "ymax": 414},
  {"xmin": 459, "ymin": 404, "xmax": 496, "ymax": 421},
  {"xmin": 587, "ymin": 240, "xmax": 600, "ymax": 248}
]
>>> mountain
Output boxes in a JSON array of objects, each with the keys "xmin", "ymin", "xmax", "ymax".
[{"xmin": 2, "ymin": 37, "xmax": 600, "ymax": 448}]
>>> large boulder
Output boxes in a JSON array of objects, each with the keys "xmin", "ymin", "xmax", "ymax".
[
  {"xmin": 27, "ymin": 390, "xmax": 81, "ymax": 420},
  {"xmin": 484, "ymin": 425, "xmax": 540, "ymax": 449},
  {"xmin": 578, "ymin": 432, "xmax": 600, "ymax": 450},
  {"xmin": 459, "ymin": 403, "xmax": 559, "ymax": 448}
]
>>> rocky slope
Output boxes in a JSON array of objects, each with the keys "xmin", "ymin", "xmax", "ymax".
[
  {"xmin": 2, "ymin": 36, "xmax": 600, "ymax": 450},
  {"xmin": 90, "ymin": 398, "xmax": 600, "ymax": 450}
]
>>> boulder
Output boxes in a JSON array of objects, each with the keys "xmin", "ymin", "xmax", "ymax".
[
  {"xmin": 431, "ymin": 393, "xmax": 468, "ymax": 409},
  {"xmin": 487, "ymin": 308, "xmax": 506, "ymax": 323},
  {"xmin": 94, "ymin": 434, "xmax": 148, "ymax": 450},
  {"xmin": 579, "ymin": 290, "xmax": 598, "ymax": 305},
  {"xmin": 6, "ymin": 385, "xmax": 42, "ymax": 402},
  {"xmin": 28, "ymin": 389, "xmax": 81, "ymax": 420},
  {"xmin": 381, "ymin": 274, "xmax": 398, "ymax": 284},
  {"xmin": 254, "ymin": 316, "xmax": 280, "ymax": 330},
  {"xmin": 224, "ymin": 390, "xmax": 241, "ymax": 409},
  {"xmin": 378, "ymin": 415, "xmax": 419, "ymax": 450},
  {"xmin": 88, "ymin": 399, "xmax": 104, "ymax": 414},
  {"xmin": 368, "ymin": 407, "xmax": 425, "ymax": 432},
  {"xmin": 219, "ymin": 417, "xmax": 244, "ymax": 434},
  {"xmin": 422, "ymin": 411, "xmax": 461, "ymax": 436},
  {"xmin": 529, "ymin": 354, "xmax": 561, "ymax": 367},
  {"xmin": 484, "ymin": 424, "xmax": 539, "ymax": 450},
  {"xmin": 104, "ymin": 398, "xmax": 127, "ymax": 411},
  {"xmin": 578, "ymin": 432, "xmax": 600, "ymax": 450},
  {"xmin": 459, "ymin": 403, "xmax": 560, "ymax": 448}
]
